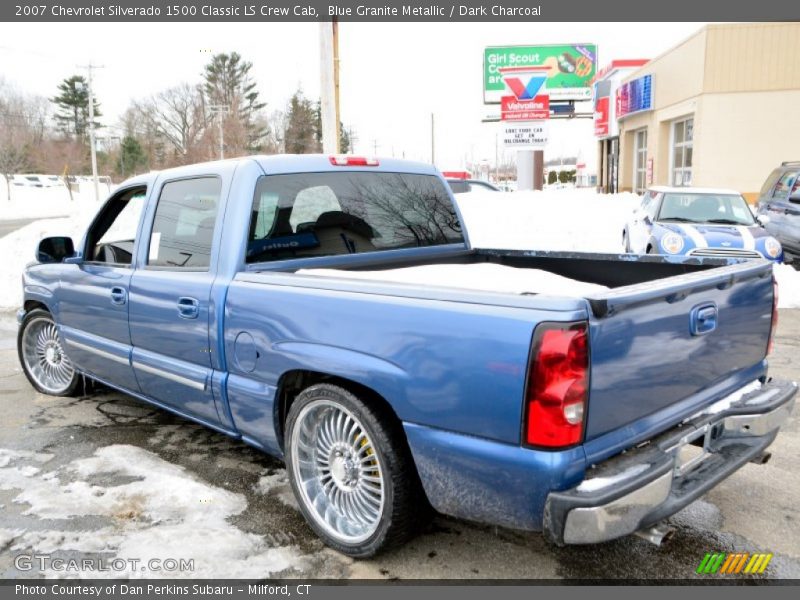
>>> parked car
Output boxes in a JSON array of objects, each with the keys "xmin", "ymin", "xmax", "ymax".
[
  {"xmin": 755, "ymin": 161, "xmax": 800, "ymax": 266},
  {"xmin": 447, "ymin": 178, "xmax": 501, "ymax": 194},
  {"xmin": 624, "ymin": 186, "xmax": 783, "ymax": 262},
  {"xmin": 17, "ymin": 155, "xmax": 795, "ymax": 556}
]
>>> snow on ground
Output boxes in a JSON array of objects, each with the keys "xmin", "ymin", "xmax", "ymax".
[
  {"xmin": 774, "ymin": 263, "xmax": 800, "ymax": 309},
  {"xmin": 456, "ymin": 188, "xmax": 640, "ymax": 253},
  {"xmin": 0, "ymin": 181, "xmax": 113, "ymax": 220},
  {"xmin": 0, "ymin": 445, "xmax": 307, "ymax": 578}
]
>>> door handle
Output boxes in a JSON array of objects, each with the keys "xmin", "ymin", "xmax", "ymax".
[
  {"xmin": 177, "ymin": 297, "xmax": 199, "ymax": 319},
  {"xmin": 110, "ymin": 286, "xmax": 127, "ymax": 306}
]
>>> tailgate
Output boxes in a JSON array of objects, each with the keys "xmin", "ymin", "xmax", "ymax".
[{"xmin": 583, "ymin": 260, "xmax": 775, "ymax": 442}]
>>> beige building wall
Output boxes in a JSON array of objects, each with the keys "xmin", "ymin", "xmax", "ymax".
[{"xmin": 615, "ymin": 22, "xmax": 800, "ymax": 198}]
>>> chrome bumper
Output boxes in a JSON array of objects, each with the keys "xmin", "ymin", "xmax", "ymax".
[{"xmin": 544, "ymin": 379, "xmax": 797, "ymax": 545}]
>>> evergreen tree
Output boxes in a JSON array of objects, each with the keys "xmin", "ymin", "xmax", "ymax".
[
  {"xmin": 284, "ymin": 91, "xmax": 320, "ymax": 154},
  {"xmin": 202, "ymin": 53, "xmax": 266, "ymax": 151},
  {"xmin": 51, "ymin": 75, "xmax": 101, "ymax": 139},
  {"xmin": 313, "ymin": 101, "xmax": 351, "ymax": 153},
  {"xmin": 117, "ymin": 135, "xmax": 147, "ymax": 177}
]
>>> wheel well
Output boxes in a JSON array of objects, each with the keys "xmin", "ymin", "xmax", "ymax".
[
  {"xmin": 275, "ymin": 370, "xmax": 404, "ymax": 453},
  {"xmin": 24, "ymin": 300, "xmax": 49, "ymax": 314}
]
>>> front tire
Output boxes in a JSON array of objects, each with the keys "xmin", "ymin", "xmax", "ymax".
[
  {"xmin": 285, "ymin": 383, "xmax": 425, "ymax": 557},
  {"xmin": 18, "ymin": 309, "xmax": 79, "ymax": 396}
]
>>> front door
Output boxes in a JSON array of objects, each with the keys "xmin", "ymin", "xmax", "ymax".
[
  {"xmin": 128, "ymin": 176, "xmax": 223, "ymax": 425},
  {"xmin": 58, "ymin": 186, "xmax": 147, "ymax": 392}
]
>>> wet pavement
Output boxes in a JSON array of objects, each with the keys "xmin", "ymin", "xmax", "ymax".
[{"xmin": 1, "ymin": 310, "xmax": 799, "ymax": 580}]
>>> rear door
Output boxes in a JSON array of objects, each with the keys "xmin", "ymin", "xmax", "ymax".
[
  {"xmin": 583, "ymin": 260, "xmax": 774, "ymax": 449},
  {"xmin": 128, "ymin": 176, "xmax": 223, "ymax": 425}
]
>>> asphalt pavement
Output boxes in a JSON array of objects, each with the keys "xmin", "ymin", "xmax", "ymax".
[{"xmin": 0, "ymin": 310, "xmax": 798, "ymax": 580}]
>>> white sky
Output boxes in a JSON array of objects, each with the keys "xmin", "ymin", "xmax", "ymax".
[{"xmin": 0, "ymin": 21, "xmax": 707, "ymax": 172}]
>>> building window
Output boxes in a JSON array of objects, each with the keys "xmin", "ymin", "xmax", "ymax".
[
  {"xmin": 633, "ymin": 129, "xmax": 647, "ymax": 193},
  {"xmin": 671, "ymin": 117, "xmax": 693, "ymax": 186}
]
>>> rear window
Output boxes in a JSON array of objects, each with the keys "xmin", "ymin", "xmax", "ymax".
[{"xmin": 247, "ymin": 172, "xmax": 463, "ymax": 263}]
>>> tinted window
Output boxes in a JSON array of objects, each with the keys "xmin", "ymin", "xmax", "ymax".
[
  {"xmin": 247, "ymin": 172, "xmax": 463, "ymax": 263},
  {"xmin": 148, "ymin": 177, "xmax": 221, "ymax": 269},
  {"xmin": 771, "ymin": 171, "xmax": 799, "ymax": 200}
]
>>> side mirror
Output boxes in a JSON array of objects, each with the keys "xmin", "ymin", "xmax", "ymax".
[
  {"xmin": 790, "ymin": 190, "xmax": 800, "ymax": 203},
  {"xmin": 36, "ymin": 237, "xmax": 75, "ymax": 264},
  {"xmin": 757, "ymin": 214, "xmax": 771, "ymax": 226}
]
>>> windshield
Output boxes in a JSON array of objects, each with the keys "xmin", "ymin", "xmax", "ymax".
[{"xmin": 657, "ymin": 193, "xmax": 755, "ymax": 226}]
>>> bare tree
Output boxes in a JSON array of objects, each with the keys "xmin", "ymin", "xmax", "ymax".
[{"xmin": 135, "ymin": 83, "xmax": 210, "ymax": 165}]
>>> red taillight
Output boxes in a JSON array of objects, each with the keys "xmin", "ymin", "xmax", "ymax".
[
  {"xmin": 767, "ymin": 276, "xmax": 778, "ymax": 355},
  {"xmin": 329, "ymin": 155, "xmax": 379, "ymax": 167},
  {"xmin": 525, "ymin": 321, "xmax": 589, "ymax": 448}
]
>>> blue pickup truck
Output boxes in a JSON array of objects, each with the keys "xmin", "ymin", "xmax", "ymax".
[{"xmin": 17, "ymin": 155, "xmax": 796, "ymax": 556}]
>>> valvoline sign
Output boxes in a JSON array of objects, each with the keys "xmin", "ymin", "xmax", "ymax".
[{"xmin": 499, "ymin": 66, "xmax": 550, "ymax": 121}]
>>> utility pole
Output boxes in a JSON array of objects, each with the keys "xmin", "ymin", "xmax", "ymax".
[
  {"xmin": 319, "ymin": 18, "xmax": 340, "ymax": 153},
  {"xmin": 209, "ymin": 105, "xmax": 229, "ymax": 160},
  {"xmin": 77, "ymin": 62, "xmax": 104, "ymax": 201}
]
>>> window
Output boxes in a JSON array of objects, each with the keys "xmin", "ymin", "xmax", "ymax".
[
  {"xmin": 85, "ymin": 187, "xmax": 147, "ymax": 265},
  {"xmin": 771, "ymin": 171, "xmax": 799, "ymax": 200},
  {"xmin": 148, "ymin": 177, "xmax": 221, "ymax": 269},
  {"xmin": 246, "ymin": 172, "xmax": 463, "ymax": 263},
  {"xmin": 671, "ymin": 117, "xmax": 693, "ymax": 186},
  {"xmin": 657, "ymin": 193, "xmax": 755, "ymax": 226},
  {"xmin": 633, "ymin": 129, "xmax": 648, "ymax": 193}
]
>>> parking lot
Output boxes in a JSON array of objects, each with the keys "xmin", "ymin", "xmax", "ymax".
[{"xmin": 1, "ymin": 309, "xmax": 799, "ymax": 580}]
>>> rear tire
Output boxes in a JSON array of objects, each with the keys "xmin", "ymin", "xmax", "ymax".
[
  {"xmin": 285, "ymin": 383, "xmax": 426, "ymax": 557},
  {"xmin": 18, "ymin": 309, "xmax": 80, "ymax": 396}
]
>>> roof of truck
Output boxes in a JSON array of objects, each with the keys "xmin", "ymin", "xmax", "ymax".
[{"xmin": 116, "ymin": 154, "xmax": 440, "ymax": 189}]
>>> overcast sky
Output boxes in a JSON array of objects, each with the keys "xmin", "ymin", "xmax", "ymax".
[{"xmin": 0, "ymin": 21, "xmax": 707, "ymax": 172}]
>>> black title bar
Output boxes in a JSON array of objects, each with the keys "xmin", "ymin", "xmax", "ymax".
[{"xmin": 3, "ymin": 0, "xmax": 800, "ymax": 22}]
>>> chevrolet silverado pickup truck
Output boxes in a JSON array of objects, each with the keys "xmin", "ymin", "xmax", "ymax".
[{"xmin": 17, "ymin": 155, "xmax": 796, "ymax": 557}]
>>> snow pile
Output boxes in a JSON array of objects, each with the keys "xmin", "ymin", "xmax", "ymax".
[
  {"xmin": 0, "ymin": 182, "xmax": 113, "ymax": 220},
  {"xmin": 0, "ymin": 445, "xmax": 307, "ymax": 578},
  {"xmin": 774, "ymin": 263, "xmax": 800, "ymax": 309},
  {"xmin": 299, "ymin": 263, "xmax": 609, "ymax": 298},
  {"xmin": 456, "ymin": 188, "xmax": 640, "ymax": 253},
  {"xmin": 0, "ymin": 211, "xmax": 99, "ymax": 309}
]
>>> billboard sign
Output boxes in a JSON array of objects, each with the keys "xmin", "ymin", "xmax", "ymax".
[
  {"xmin": 616, "ymin": 74, "xmax": 654, "ymax": 119},
  {"xmin": 484, "ymin": 44, "xmax": 597, "ymax": 103},
  {"xmin": 502, "ymin": 122, "xmax": 549, "ymax": 148}
]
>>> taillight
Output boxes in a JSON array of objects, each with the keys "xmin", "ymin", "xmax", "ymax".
[
  {"xmin": 329, "ymin": 155, "xmax": 379, "ymax": 167},
  {"xmin": 767, "ymin": 276, "xmax": 778, "ymax": 355},
  {"xmin": 524, "ymin": 321, "xmax": 589, "ymax": 448}
]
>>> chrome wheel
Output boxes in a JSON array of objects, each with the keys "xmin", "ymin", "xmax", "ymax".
[
  {"xmin": 290, "ymin": 399, "xmax": 385, "ymax": 544},
  {"xmin": 21, "ymin": 316, "xmax": 75, "ymax": 394}
]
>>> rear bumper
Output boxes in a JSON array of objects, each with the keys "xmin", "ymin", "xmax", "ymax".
[{"xmin": 544, "ymin": 378, "xmax": 797, "ymax": 545}]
